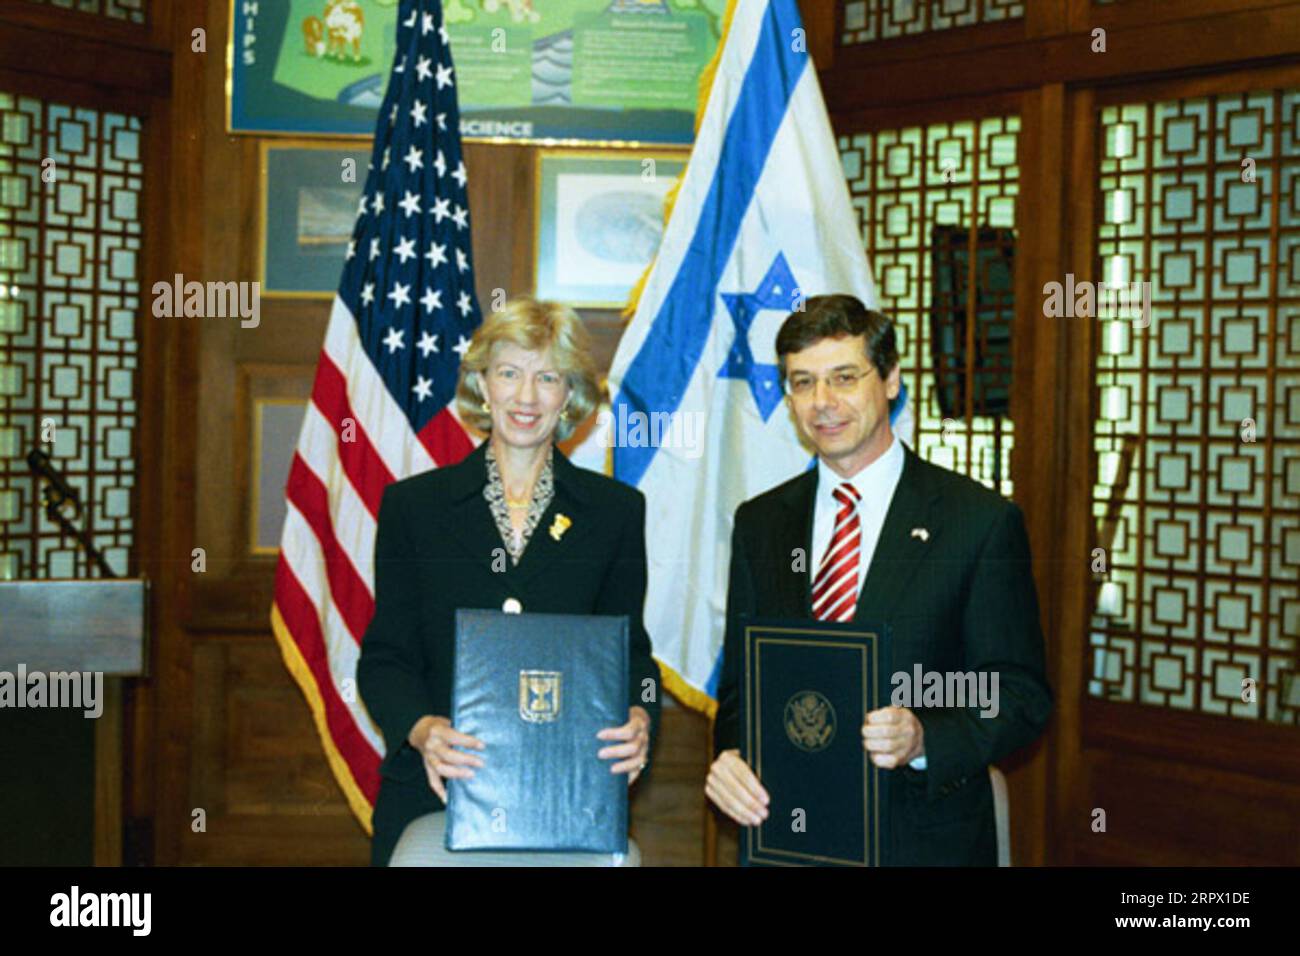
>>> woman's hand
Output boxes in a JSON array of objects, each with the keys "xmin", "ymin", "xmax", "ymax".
[
  {"xmin": 408, "ymin": 715, "xmax": 485, "ymax": 803},
  {"xmin": 596, "ymin": 706, "xmax": 651, "ymax": 785}
]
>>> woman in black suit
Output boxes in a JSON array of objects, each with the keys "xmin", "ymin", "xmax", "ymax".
[{"xmin": 357, "ymin": 297, "xmax": 661, "ymax": 867}]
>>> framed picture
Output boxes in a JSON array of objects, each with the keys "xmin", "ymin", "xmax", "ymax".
[
  {"xmin": 258, "ymin": 140, "xmax": 370, "ymax": 298},
  {"xmin": 534, "ymin": 149, "xmax": 688, "ymax": 308},
  {"xmin": 227, "ymin": 0, "xmax": 726, "ymax": 144},
  {"xmin": 250, "ymin": 396, "xmax": 309, "ymax": 555}
]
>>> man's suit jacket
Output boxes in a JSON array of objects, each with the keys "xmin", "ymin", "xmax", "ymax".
[
  {"xmin": 357, "ymin": 441, "xmax": 662, "ymax": 867},
  {"xmin": 714, "ymin": 444, "xmax": 1052, "ymax": 866}
]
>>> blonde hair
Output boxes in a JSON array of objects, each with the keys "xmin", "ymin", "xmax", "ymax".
[{"xmin": 455, "ymin": 298, "xmax": 603, "ymax": 441}]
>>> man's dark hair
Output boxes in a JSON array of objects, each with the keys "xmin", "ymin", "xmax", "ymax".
[{"xmin": 774, "ymin": 294, "xmax": 898, "ymax": 385}]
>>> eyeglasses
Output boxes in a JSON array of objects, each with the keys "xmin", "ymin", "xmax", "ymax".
[
  {"xmin": 783, "ymin": 367, "xmax": 875, "ymax": 398},
  {"xmin": 489, "ymin": 366, "xmax": 565, "ymax": 391}
]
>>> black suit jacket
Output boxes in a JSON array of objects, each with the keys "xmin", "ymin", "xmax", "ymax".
[
  {"xmin": 713, "ymin": 445, "xmax": 1052, "ymax": 866},
  {"xmin": 357, "ymin": 442, "xmax": 662, "ymax": 867}
]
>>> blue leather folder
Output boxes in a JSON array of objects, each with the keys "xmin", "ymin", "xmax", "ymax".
[{"xmin": 446, "ymin": 609, "xmax": 629, "ymax": 854}]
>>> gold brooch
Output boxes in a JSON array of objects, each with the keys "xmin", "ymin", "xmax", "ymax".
[{"xmin": 549, "ymin": 513, "xmax": 572, "ymax": 541}]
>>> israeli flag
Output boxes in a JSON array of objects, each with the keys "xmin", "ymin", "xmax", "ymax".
[{"xmin": 590, "ymin": 0, "xmax": 910, "ymax": 712}]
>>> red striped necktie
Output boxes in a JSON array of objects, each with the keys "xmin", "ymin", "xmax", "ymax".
[{"xmin": 812, "ymin": 482, "xmax": 862, "ymax": 622}]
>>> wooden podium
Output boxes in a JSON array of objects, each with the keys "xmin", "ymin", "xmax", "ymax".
[{"xmin": 0, "ymin": 579, "xmax": 148, "ymax": 865}]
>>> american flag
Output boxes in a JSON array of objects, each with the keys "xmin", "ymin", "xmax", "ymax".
[{"xmin": 270, "ymin": 0, "xmax": 481, "ymax": 831}]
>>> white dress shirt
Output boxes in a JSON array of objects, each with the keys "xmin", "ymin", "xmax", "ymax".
[
  {"xmin": 809, "ymin": 435, "xmax": 927, "ymax": 769},
  {"xmin": 810, "ymin": 434, "xmax": 905, "ymax": 602}
]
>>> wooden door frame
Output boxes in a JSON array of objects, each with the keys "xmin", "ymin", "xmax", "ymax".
[{"xmin": 1055, "ymin": 60, "xmax": 1300, "ymax": 864}]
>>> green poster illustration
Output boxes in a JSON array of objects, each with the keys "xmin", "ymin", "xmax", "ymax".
[{"xmin": 230, "ymin": 0, "xmax": 728, "ymax": 142}]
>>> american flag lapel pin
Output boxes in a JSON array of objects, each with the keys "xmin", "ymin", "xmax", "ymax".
[
  {"xmin": 911, "ymin": 527, "xmax": 930, "ymax": 542},
  {"xmin": 550, "ymin": 513, "xmax": 571, "ymax": 542}
]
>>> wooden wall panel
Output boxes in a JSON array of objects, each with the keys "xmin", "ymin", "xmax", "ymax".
[
  {"xmin": 1070, "ymin": 749, "xmax": 1300, "ymax": 865},
  {"xmin": 1004, "ymin": 81, "xmax": 1069, "ymax": 868},
  {"xmin": 182, "ymin": 639, "xmax": 370, "ymax": 865},
  {"xmin": 144, "ymin": 0, "xmax": 205, "ymax": 867},
  {"xmin": 822, "ymin": 2, "xmax": 1300, "ymax": 112}
]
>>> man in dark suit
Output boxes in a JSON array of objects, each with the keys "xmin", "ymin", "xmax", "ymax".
[{"xmin": 705, "ymin": 294, "xmax": 1052, "ymax": 866}]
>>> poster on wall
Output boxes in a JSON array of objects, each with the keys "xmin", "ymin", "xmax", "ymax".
[{"xmin": 228, "ymin": 0, "xmax": 727, "ymax": 144}]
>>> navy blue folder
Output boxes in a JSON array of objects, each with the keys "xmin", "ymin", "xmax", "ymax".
[
  {"xmin": 739, "ymin": 618, "xmax": 892, "ymax": 867},
  {"xmin": 446, "ymin": 609, "xmax": 628, "ymax": 853}
]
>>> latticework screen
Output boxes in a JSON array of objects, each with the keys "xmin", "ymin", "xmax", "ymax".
[
  {"xmin": 839, "ymin": 116, "xmax": 1020, "ymax": 495},
  {"xmin": 1089, "ymin": 87, "xmax": 1300, "ymax": 723},
  {"xmin": 0, "ymin": 93, "xmax": 143, "ymax": 580},
  {"xmin": 22, "ymin": 0, "xmax": 144, "ymax": 23},
  {"xmin": 840, "ymin": 0, "xmax": 1023, "ymax": 44}
]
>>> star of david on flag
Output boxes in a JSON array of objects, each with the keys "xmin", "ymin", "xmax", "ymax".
[{"xmin": 587, "ymin": 0, "xmax": 913, "ymax": 714}]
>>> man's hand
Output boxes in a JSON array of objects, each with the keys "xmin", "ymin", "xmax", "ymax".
[
  {"xmin": 705, "ymin": 749, "xmax": 770, "ymax": 827},
  {"xmin": 861, "ymin": 706, "xmax": 924, "ymax": 768}
]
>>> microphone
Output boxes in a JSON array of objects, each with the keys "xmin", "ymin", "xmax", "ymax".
[{"xmin": 26, "ymin": 447, "xmax": 81, "ymax": 518}]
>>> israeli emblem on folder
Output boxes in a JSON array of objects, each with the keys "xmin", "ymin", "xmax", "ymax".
[
  {"xmin": 784, "ymin": 690, "xmax": 836, "ymax": 752},
  {"xmin": 519, "ymin": 670, "xmax": 562, "ymax": 723}
]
